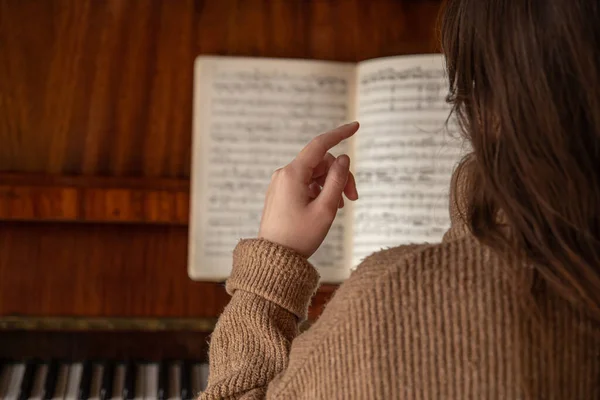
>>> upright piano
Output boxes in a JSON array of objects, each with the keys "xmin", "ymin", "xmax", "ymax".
[{"xmin": 0, "ymin": 0, "xmax": 442, "ymax": 398}]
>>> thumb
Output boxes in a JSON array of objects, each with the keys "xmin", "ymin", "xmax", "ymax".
[{"xmin": 316, "ymin": 155, "xmax": 350, "ymax": 213}]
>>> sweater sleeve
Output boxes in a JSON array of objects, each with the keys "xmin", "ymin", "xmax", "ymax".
[{"xmin": 200, "ymin": 238, "xmax": 320, "ymax": 399}]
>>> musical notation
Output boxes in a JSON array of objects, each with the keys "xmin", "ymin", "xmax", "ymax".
[
  {"xmin": 359, "ymin": 66, "xmax": 445, "ymax": 85},
  {"xmin": 351, "ymin": 59, "xmax": 464, "ymax": 266},
  {"xmin": 212, "ymin": 79, "xmax": 347, "ymax": 96},
  {"xmin": 196, "ymin": 61, "xmax": 353, "ymax": 268},
  {"xmin": 355, "ymin": 170, "xmax": 453, "ymax": 186},
  {"xmin": 212, "ymin": 97, "xmax": 347, "ymax": 112}
]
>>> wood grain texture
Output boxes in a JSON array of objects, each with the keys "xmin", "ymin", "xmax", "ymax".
[
  {"xmin": 0, "ymin": 0, "xmax": 443, "ymax": 176},
  {"xmin": 0, "ymin": 173, "xmax": 189, "ymax": 224},
  {"xmin": 0, "ymin": 0, "xmax": 443, "ymax": 320},
  {"xmin": 0, "ymin": 221, "xmax": 337, "ymax": 319}
]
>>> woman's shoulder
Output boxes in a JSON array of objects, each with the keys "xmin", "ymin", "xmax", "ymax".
[{"xmin": 343, "ymin": 235, "xmax": 505, "ymax": 296}]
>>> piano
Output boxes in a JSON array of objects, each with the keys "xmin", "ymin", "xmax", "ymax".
[
  {"xmin": 0, "ymin": 359, "xmax": 207, "ymax": 400},
  {"xmin": 0, "ymin": 2, "xmax": 442, "ymax": 399}
]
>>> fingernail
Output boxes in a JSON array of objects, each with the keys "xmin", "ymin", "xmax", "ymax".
[
  {"xmin": 337, "ymin": 155, "xmax": 350, "ymax": 167},
  {"xmin": 345, "ymin": 121, "xmax": 359, "ymax": 127}
]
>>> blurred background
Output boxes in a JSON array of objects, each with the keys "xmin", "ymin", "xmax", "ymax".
[{"xmin": 0, "ymin": 0, "xmax": 442, "ymax": 397}]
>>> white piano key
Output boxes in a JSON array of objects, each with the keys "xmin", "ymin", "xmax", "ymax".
[
  {"xmin": 199, "ymin": 364, "xmax": 209, "ymax": 393},
  {"xmin": 167, "ymin": 364, "xmax": 180, "ymax": 400},
  {"xmin": 64, "ymin": 363, "xmax": 83, "ymax": 400},
  {"xmin": 190, "ymin": 365, "xmax": 202, "ymax": 398},
  {"xmin": 5, "ymin": 363, "xmax": 25, "ymax": 400},
  {"xmin": 0, "ymin": 364, "xmax": 14, "ymax": 399},
  {"xmin": 111, "ymin": 364, "xmax": 125, "ymax": 400},
  {"xmin": 144, "ymin": 363, "xmax": 158, "ymax": 400},
  {"xmin": 89, "ymin": 364, "xmax": 104, "ymax": 400},
  {"xmin": 134, "ymin": 364, "xmax": 144, "ymax": 400},
  {"xmin": 30, "ymin": 363, "xmax": 48, "ymax": 400},
  {"xmin": 51, "ymin": 364, "xmax": 69, "ymax": 400}
]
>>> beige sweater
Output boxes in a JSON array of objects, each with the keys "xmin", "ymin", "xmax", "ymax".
[{"xmin": 200, "ymin": 211, "xmax": 600, "ymax": 398}]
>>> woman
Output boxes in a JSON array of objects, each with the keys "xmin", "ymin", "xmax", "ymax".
[{"xmin": 201, "ymin": 0, "xmax": 600, "ymax": 398}]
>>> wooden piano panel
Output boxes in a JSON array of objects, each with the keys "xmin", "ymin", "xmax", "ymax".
[
  {"xmin": 0, "ymin": 330, "xmax": 210, "ymax": 361},
  {"xmin": 0, "ymin": 0, "xmax": 443, "ymax": 322}
]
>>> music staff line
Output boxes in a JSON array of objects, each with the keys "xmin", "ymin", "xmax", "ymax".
[
  {"xmin": 359, "ymin": 137, "xmax": 455, "ymax": 150},
  {"xmin": 356, "ymin": 211, "xmax": 440, "ymax": 224},
  {"xmin": 353, "ymin": 202, "xmax": 447, "ymax": 212},
  {"xmin": 211, "ymin": 97, "xmax": 347, "ymax": 111},
  {"xmin": 355, "ymin": 192, "xmax": 449, "ymax": 201},
  {"xmin": 355, "ymin": 166, "xmax": 454, "ymax": 178},
  {"xmin": 210, "ymin": 109, "xmax": 347, "ymax": 120},
  {"xmin": 359, "ymin": 81, "xmax": 446, "ymax": 96},
  {"xmin": 357, "ymin": 152, "xmax": 461, "ymax": 163},
  {"xmin": 207, "ymin": 217, "xmax": 261, "ymax": 228},
  {"xmin": 208, "ymin": 180, "xmax": 269, "ymax": 191},
  {"xmin": 358, "ymin": 105, "xmax": 451, "ymax": 114},
  {"xmin": 216, "ymin": 70, "xmax": 348, "ymax": 86},
  {"xmin": 207, "ymin": 195, "xmax": 264, "ymax": 206},
  {"xmin": 202, "ymin": 228, "xmax": 258, "ymax": 238},
  {"xmin": 353, "ymin": 226, "xmax": 447, "ymax": 236},
  {"xmin": 210, "ymin": 120, "xmax": 342, "ymax": 133},
  {"xmin": 210, "ymin": 145, "xmax": 300, "ymax": 158},
  {"xmin": 212, "ymin": 82, "xmax": 347, "ymax": 96},
  {"xmin": 209, "ymin": 132, "xmax": 323, "ymax": 146},
  {"xmin": 357, "ymin": 129, "xmax": 460, "ymax": 142},
  {"xmin": 357, "ymin": 118, "xmax": 456, "ymax": 129},
  {"xmin": 208, "ymin": 156, "xmax": 291, "ymax": 168},
  {"xmin": 357, "ymin": 176, "xmax": 452, "ymax": 186},
  {"xmin": 359, "ymin": 95, "xmax": 446, "ymax": 109},
  {"xmin": 359, "ymin": 66, "xmax": 445, "ymax": 84}
]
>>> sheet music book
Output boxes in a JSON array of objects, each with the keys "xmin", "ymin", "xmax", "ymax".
[{"xmin": 189, "ymin": 54, "xmax": 465, "ymax": 283}]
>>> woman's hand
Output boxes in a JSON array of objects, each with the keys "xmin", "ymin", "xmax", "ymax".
[{"xmin": 258, "ymin": 122, "xmax": 359, "ymax": 258}]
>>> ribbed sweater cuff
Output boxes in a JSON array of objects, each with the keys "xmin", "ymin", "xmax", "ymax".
[{"xmin": 226, "ymin": 239, "xmax": 320, "ymax": 321}]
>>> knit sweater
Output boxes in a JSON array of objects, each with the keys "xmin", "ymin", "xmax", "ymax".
[{"xmin": 200, "ymin": 209, "xmax": 600, "ymax": 399}]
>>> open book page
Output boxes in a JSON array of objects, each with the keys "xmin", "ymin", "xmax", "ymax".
[
  {"xmin": 352, "ymin": 54, "xmax": 465, "ymax": 266},
  {"xmin": 189, "ymin": 56, "xmax": 357, "ymax": 282}
]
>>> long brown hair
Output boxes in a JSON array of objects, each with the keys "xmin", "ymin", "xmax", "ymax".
[{"xmin": 441, "ymin": 0, "xmax": 600, "ymax": 318}]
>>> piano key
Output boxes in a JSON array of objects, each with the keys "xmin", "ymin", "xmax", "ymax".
[
  {"xmin": 199, "ymin": 364, "xmax": 209, "ymax": 393},
  {"xmin": 112, "ymin": 364, "xmax": 125, "ymax": 400},
  {"xmin": 157, "ymin": 361, "xmax": 168, "ymax": 400},
  {"xmin": 6, "ymin": 363, "xmax": 26, "ymax": 400},
  {"xmin": 0, "ymin": 363, "xmax": 15, "ymax": 399},
  {"xmin": 65, "ymin": 363, "xmax": 84, "ymax": 400},
  {"xmin": 30, "ymin": 362, "xmax": 48, "ymax": 400},
  {"xmin": 168, "ymin": 363, "xmax": 181, "ymax": 400},
  {"xmin": 88, "ymin": 363, "xmax": 103, "ymax": 400},
  {"xmin": 78, "ymin": 361, "xmax": 93, "ymax": 400},
  {"xmin": 99, "ymin": 362, "xmax": 114, "ymax": 400},
  {"xmin": 144, "ymin": 363, "xmax": 158, "ymax": 400},
  {"xmin": 122, "ymin": 362, "xmax": 136, "ymax": 400},
  {"xmin": 191, "ymin": 364, "xmax": 202, "ymax": 397},
  {"xmin": 18, "ymin": 360, "xmax": 37, "ymax": 400},
  {"xmin": 50, "ymin": 364, "xmax": 69, "ymax": 400},
  {"xmin": 134, "ymin": 364, "xmax": 144, "ymax": 400},
  {"xmin": 179, "ymin": 361, "xmax": 191, "ymax": 400},
  {"xmin": 43, "ymin": 360, "xmax": 59, "ymax": 400}
]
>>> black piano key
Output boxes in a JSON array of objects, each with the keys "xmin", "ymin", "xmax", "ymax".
[
  {"xmin": 43, "ymin": 359, "xmax": 59, "ymax": 400},
  {"xmin": 99, "ymin": 361, "xmax": 114, "ymax": 400},
  {"xmin": 123, "ymin": 361, "xmax": 136, "ymax": 400},
  {"xmin": 78, "ymin": 361, "xmax": 93, "ymax": 400},
  {"xmin": 158, "ymin": 361, "xmax": 169, "ymax": 400},
  {"xmin": 18, "ymin": 360, "xmax": 37, "ymax": 400},
  {"xmin": 180, "ymin": 361, "xmax": 191, "ymax": 400}
]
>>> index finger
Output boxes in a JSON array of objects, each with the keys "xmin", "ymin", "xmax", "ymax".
[{"xmin": 293, "ymin": 122, "xmax": 359, "ymax": 172}]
